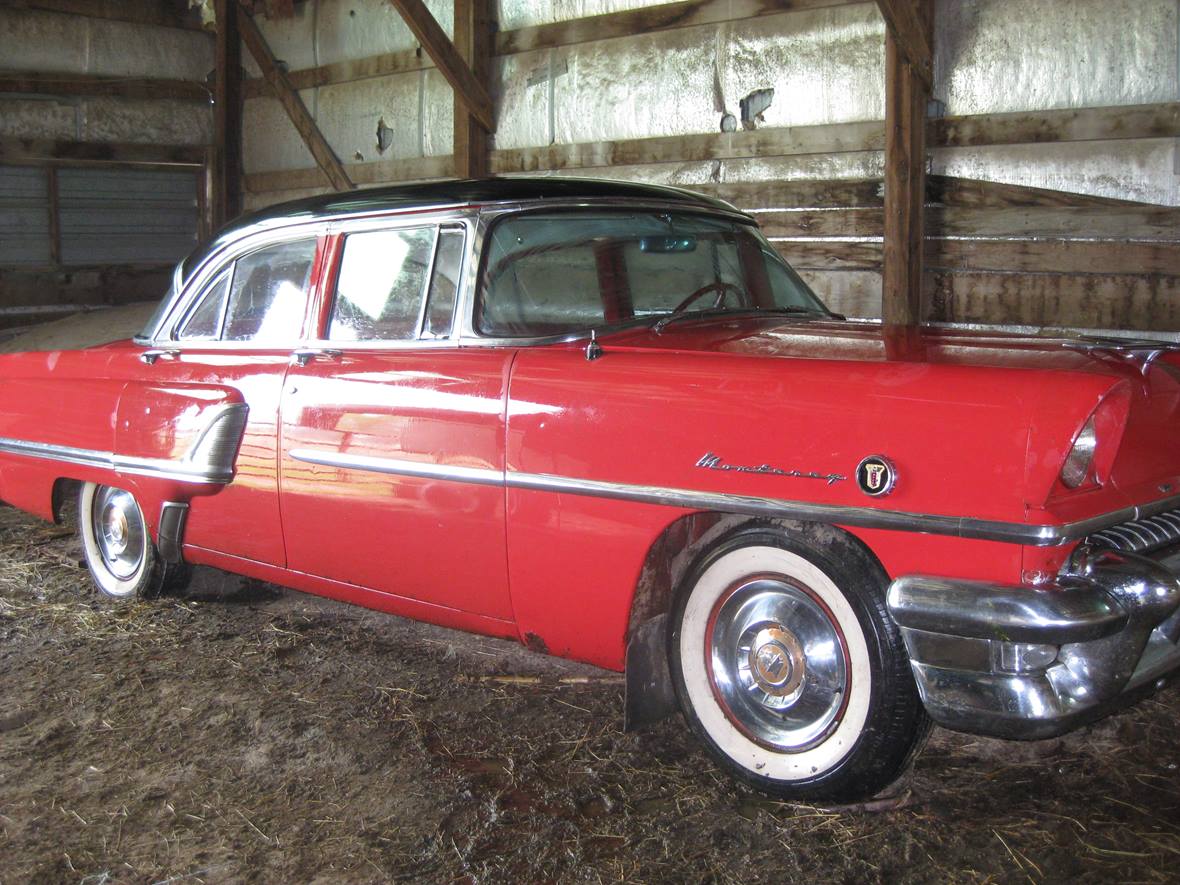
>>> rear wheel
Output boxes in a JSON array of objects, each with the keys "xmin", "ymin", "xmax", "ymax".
[
  {"xmin": 78, "ymin": 482, "xmax": 187, "ymax": 600},
  {"xmin": 669, "ymin": 524, "xmax": 928, "ymax": 802}
]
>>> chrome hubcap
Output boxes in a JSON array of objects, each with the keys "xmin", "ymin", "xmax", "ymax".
[
  {"xmin": 709, "ymin": 577, "xmax": 849, "ymax": 752},
  {"xmin": 92, "ymin": 486, "xmax": 145, "ymax": 580}
]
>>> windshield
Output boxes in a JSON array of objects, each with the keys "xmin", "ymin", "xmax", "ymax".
[{"xmin": 477, "ymin": 210, "xmax": 829, "ymax": 337}]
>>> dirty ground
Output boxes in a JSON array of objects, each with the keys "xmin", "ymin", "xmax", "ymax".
[{"xmin": 1, "ymin": 504, "xmax": 1178, "ymax": 884}]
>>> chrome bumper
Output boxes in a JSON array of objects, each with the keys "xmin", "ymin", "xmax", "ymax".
[{"xmin": 886, "ymin": 546, "xmax": 1180, "ymax": 739}]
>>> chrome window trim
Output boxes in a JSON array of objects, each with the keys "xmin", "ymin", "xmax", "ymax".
[{"xmin": 282, "ymin": 449, "xmax": 1180, "ymax": 547}]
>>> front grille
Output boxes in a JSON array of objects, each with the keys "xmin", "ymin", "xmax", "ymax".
[{"xmin": 1088, "ymin": 508, "xmax": 1180, "ymax": 555}]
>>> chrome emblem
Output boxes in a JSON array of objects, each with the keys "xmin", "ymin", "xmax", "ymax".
[
  {"xmin": 696, "ymin": 452, "xmax": 846, "ymax": 486},
  {"xmin": 856, "ymin": 455, "xmax": 897, "ymax": 497}
]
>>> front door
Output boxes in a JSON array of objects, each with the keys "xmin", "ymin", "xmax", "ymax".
[{"xmin": 277, "ymin": 222, "xmax": 514, "ymax": 619}]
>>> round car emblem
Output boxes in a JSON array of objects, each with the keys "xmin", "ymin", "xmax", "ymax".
[
  {"xmin": 856, "ymin": 455, "xmax": 897, "ymax": 497},
  {"xmin": 746, "ymin": 626, "xmax": 805, "ymax": 698}
]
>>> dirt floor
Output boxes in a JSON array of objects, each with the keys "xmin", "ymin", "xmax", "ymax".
[{"xmin": 1, "ymin": 505, "xmax": 1178, "ymax": 884}]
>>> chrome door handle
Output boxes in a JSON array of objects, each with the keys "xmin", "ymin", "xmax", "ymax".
[
  {"xmin": 139, "ymin": 348, "xmax": 180, "ymax": 365},
  {"xmin": 292, "ymin": 348, "xmax": 343, "ymax": 367}
]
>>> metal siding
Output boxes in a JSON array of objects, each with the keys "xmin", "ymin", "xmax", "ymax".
[
  {"xmin": 57, "ymin": 168, "xmax": 199, "ymax": 266},
  {"xmin": 0, "ymin": 166, "xmax": 51, "ymax": 266}
]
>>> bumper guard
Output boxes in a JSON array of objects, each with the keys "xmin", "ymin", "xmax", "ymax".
[{"xmin": 887, "ymin": 546, "xmax": 1180, "ymax": 739}]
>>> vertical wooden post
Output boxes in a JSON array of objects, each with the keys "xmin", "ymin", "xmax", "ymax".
[
  {"xmin": 46, "ymin": 166, "xmax": 61, "ymax": 266},
  {"xmin": 880, "ymin": 0, "xmax": 931, "ymax": 326},
  {"xmin": 212, "ymin": 0, "xmax": 242, "ymax": 229},
  {"xmin": 453, "ymin": 0, "xmax": 490, "ymax": 178}
]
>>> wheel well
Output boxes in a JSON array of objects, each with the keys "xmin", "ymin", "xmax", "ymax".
[
  {"xmin": 622, "ymin": 513, "xmax": 892, "ymax": 730},
  {"xmin": 51, "ymin": 478, "xmax": 82, "ymax": 526}
]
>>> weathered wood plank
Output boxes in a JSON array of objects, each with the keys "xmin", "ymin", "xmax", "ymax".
[
  {"xmin": 772, "ymin": 241, "xmax": 883, "ymax": 271},
  {"xmin": 489, "ymin": 121, "xmax": 885, "ymax": 173},
  {"xmin": 238, "ymin": 6, "xmax": 354, "ymax": 192},
  {"xmin": 874, "ymin": 0, "xmax": 932, "ymax": 91},
  {"xmin": 926, "ymin": 175, "xmax": 1159, "ymax": 210},
  {"xmin": 0, "ymin": 71, "xmax": 210, "ymax": 102},
  {"xmin": 242, "ymin": 48, "xmax": 429, "ymax": 99},
  {"xmin": 934, "ymin": 102, "xmax": 1180, "ymax": 149},
  {"xmin": 928, "ymin": 271, "xmax": 1180, "ymax": 331},
  {"xmin": 388, "ymin": 0, "xmax": 494, "ymax": 132},
  {"xmin": 2, "ymin": 0, "xmax": 205, "ymax": 31},
  {"xmin": 0, "ymin": 137, "xmax": 206, "ymax": 167},
  {"xmin": 243, "ymin": 155, "xmax": 454, "ymax": 193},
  {"xmin": 496, "ymin": 0, "xmax": 866, "ymax": 55},
  {"xmin": 757, "ymin": 205, "xmax": 1180, "ymax": 240},
  {"xmin": 693, "ymin": 179, "xmax": 885, "ymax": 211}
]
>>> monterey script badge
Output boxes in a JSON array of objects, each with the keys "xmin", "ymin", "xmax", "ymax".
[{"xmin": 856, "ymin": 455, "xmax": 897, "ymax": 497}]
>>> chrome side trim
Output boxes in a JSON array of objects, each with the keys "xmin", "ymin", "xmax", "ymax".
[
  {"xmin": 281, "ymin": 450, "xmax": 1180, "ymax": 547},
  {"xmin": 288, "ymin": 449, "xmax": 503, "ymax": 487},
  {"xmin": 0, "ymin": 436, "xmax": 231, "ymax": 484}
]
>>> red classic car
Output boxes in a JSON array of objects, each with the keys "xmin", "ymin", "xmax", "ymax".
[{"xmin": 1, "ymin": 178, "xmax": 1178, "ymax": 801}]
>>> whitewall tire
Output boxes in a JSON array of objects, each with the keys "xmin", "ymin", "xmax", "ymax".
[
  {"xmin": 78, "ymin": 482, "xmax": 175, "ymax": 600},
  {"xmin": 669, "ymin": 524, "xmax": 928, "ymax": 801}
]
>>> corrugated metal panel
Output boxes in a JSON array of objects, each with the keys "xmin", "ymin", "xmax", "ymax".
[
  {"xmin": 0, "ymin": 166, "xmax": 51, "ymax": 266},
  {"xmin": 57, "ymin": 168, "xmax": 199, "ymax": 266}
]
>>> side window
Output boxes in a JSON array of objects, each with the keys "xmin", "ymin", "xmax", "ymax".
[
  {"xmin": 176, "ymin": 270, "xmax": 229, "ymax": 340},
  {"xmin": 424, "ymin": 226, "xmax": 464, "ymax": 339},
  {"xmin": 223, "ymin": 239, "xmax": 317, "ymax": 343},
  {"xmin": 329, "ymin": 227, "xmax": 435, "ymax": 341}
]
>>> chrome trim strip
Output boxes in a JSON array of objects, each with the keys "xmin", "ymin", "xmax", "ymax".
[
  {"xmin": 288, "ymin": 449, "xmax": 503, "ymax": 487},
  {"xmin": 283, "ymin": 450, "xmax": 1180, "ymax": 547},
  {"xmin": 0, "ymin": 436, "xmax": 232, "ymax": 484}
]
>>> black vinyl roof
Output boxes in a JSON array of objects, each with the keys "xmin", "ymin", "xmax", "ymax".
[{"xmin": 234, "ymin": 176, "xmax": 735, "ymax": 229}]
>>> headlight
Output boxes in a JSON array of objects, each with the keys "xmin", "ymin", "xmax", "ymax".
[{"xmin": 1060, "ymin": 416, "xmax": 1098, "ymax": 488}]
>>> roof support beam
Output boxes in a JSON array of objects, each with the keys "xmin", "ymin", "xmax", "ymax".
[
  {"xmin": 211, "ymin": 0, "xmax": 243, "ymax": 228},
  {"xmin": 874, "ymin": 0, "xmax": 933, "ymax": 92},
  {"xmin": 452, "ymin": 0, "xmax": 490, "ymax": 177},
  {"xmin": 0, "ymin": 70, "xmax": 210, "ymax": 102},
  {"xmin": 387, "ymin": 0, "xmax": 495, "ymax": 132},
  {"xmin": 880, "ymin": 0, "xmax": 931, "ymax": 326},
  {"xmin": 237, "ymin": 4, "xmax": 354, "ymax": 193}
]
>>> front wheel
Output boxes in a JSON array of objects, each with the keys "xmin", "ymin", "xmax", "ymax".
[
  {"xmin": 78, "ymin": 482, "xmax": 186, "ymax": 600},
  {"xmin": 669, "ymin": 525, "xmax": 928, "ymax": 802}
]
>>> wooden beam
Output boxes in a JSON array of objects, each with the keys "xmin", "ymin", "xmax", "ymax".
[
  {"xmin": 2, "ymin": 0, "xmax": 205, "ymax": 31},
  {"xmin": 212, "ymin": 0, "xmax": 243, "ymax": 228},
  {"xmin": 237, "ymin": 5, "xmax": 354, "ymax": 193},
  {"xmin": 496, "ymin": 0, "xmax": 866, "ymax": 55},
  {"xmin": 0, "ymin": 70, "xmax": 210, "ymax": 102},
  {"xmin": 880, "ymin": 0, "xmax": 930, "ymax": 326},
  {"xmin": 453, "ymin": 0, "xmax": 490, "ymax": 178},
  {"xmin": 387, "ymin": 0, "xmax": 494, "ymax": 132},
  {"xmin": 0, "ymin": 137, "xmax": 206, "ymax": 167},
  {"xmin": 874, "ymin": 0, "xmax": 932, "ymax": 92},
  {"xmin": 934, "ymin": 102, "xmax": 1180, "ymax": 148},
  {"xmin": 242, "ymin": 48, "xmax": 428, "ymax": 99}
]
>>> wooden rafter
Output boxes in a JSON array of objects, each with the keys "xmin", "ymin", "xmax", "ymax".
[
  {"xmin": 237, "ymin": 5, "xmax": 354, "ymax": 192},
  {"xmin": 0, "ymin": 70, "xmax": 210, "ymax": 102},
  {"xmin": 874, "ymin": 0, "xmax": 933, "ymax": 92},
  {"xmin": 212, "ymin": 0, "xmax": 243, "ymax": 227},
  {"xmin": 387, "ymin": 0, "xmax": 494, "ymax": 132}
]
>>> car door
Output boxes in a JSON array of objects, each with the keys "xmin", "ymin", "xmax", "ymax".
[
  {"xmin": 277, "ymin": 219, "xmax": 515, "ymax": 619},
  {"xmin": 138, "ymin": 233, "xmax": 324, "ymax": 566}
]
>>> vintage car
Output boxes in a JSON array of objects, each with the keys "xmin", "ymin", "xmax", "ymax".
[{"xmin": 1, "ymin": 178, "xmax": 1178, "ymax": 801}]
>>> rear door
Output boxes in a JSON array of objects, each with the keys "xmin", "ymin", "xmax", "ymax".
[{"xmin": 277, "ymin": 219, "xmax": 515, "ymax": 619}]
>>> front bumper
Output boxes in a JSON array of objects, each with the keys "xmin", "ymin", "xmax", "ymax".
[{"xmin": 887, "ymin": 546, "xmax": 1180, "ymax": 739}]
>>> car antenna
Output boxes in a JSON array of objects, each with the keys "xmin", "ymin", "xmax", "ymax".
[{"xmin": 585, "ymin": 329, "xmax": 604, "ymax": 362}]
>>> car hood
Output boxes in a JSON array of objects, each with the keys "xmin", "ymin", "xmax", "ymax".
[{"xmin": 604, "ymin": 316, "xmax": 1175, "ymax": 376}]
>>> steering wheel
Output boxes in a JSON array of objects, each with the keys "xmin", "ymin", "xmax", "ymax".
[{"xmin": 672, "ymin": 281, "xmax": 748, "ymax": 314}]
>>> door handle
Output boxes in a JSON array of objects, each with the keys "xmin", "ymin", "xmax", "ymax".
[
  {"xmin": 292, "ymin": 348, "xmax": 343, "ymax": 367},
  {"xmin": 139, "ymin": 348, "xmax": 180, "ymax": 365}
]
